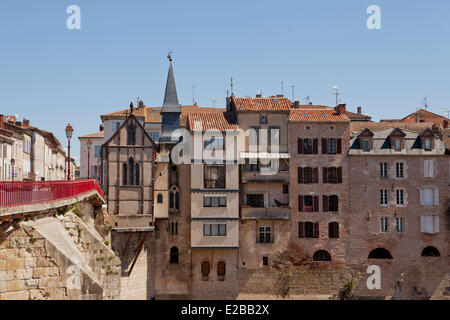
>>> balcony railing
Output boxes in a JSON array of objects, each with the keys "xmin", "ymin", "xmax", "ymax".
[
  {"xmin": 204, "ymin": 179, "xmax": 226, "ymax": 189},
  {"xmin": 0, "ymin": 180, "xmax": 104, "ymax": 208},
  {"xmin": 241, "ymin": 206, "xmax": 290, "ymax": 220}
]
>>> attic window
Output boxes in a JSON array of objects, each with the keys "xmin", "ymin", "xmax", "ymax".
[
  {"xmin": 322, "ymin": 113, "xmax": 327, "ymax": 117},
  {"xmin": 303, "ymin": 113, "xmax": 309, "ymax": 117}
]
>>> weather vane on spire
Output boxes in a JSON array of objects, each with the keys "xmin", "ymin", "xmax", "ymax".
[{"xmin": 167, "ymin": 51, "xmax": 173, "ymax": 62}]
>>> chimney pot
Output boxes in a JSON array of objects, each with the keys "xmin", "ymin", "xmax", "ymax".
[
  {"xmin": 293, "ymin": 101, "xmax": 300, "ymax": 109},
  {"xmin": 23, "ymin": 119, "xmax": 30, "ymax": 127},
  {"xmin": 0, "ymin": 114, "xmax": 4, "ymax": 129},
  {"xmin": 357, "ymin": 106, "xmax": 362, "ymax": 115},
  {"xmin": 336, "ymin": 104, "xmax": 346, "ymax": 115}
]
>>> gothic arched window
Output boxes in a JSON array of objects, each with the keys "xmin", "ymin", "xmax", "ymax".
[
  {"xmin": 122, "ymin": 163, "xmax": 128, "ymax": 185},
  {"xmin": 128, "ymin": 157, "xmax": 135, "ymax": 185},
  {"xmin": 127, "ymin": 123, "xmax": 136, "ymax": 145},
  {"xmin": 135, "ymin": 163, "xmax": 140, "ymax": 186},
  {"xmin": 170, "ymin": 247, "xmax": 179, "ymax": 264}
]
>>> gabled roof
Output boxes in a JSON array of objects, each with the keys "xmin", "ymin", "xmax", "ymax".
[
  {"xmin": 350, "ymin": 122, "xmax": 432, "ymax": 136},
  {"xmin": 101, "ymin": 107, "xmax": 146, "ymax": 121},
  {"xmin": 401, "ymin": 108, "xmax": 449, "ymax": 122},
  {"xmin": 231, "ymin": 96, "xmax": 291, "ymax": 112},
  {"xmin": 289, "ymin": 109, "xmax": 350, "ymax": 122},
  {"xmin": 418, "ymin": 127, "xmax": 436, "ymax": 138},
  {"xmin": 389, "ymin": 128, "xmax": 406, "ymax": 138},
  {"xmin": 345, "ymin": 110, "xmax": 372, "ymax": 121},
  {"xmin": 188, "ymin": 112, "xmax": 238, "ymax": 132},
  {"xmin": 358, "ymin": 128, "xmax": 374, "ymax": 138}
]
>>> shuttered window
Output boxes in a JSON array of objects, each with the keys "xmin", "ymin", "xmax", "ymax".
[
  {"xmin": 328, "ymin": 222, "xmax": 339, "ymax": 238},
  {"xmin": 424, "ymin": 160, "xmax": 434, "ymax": 178},
  {"xmin": 420, "ymin": 216, "xmax": 439, "ymax": 233}
]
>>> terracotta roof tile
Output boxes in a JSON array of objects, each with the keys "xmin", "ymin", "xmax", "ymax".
[
  {"xmin": 350, "ymin": 122, "xmax": 432, "ymax": 136},
  {"xmin": 232, "ymin": 96, "xmax": 291, "ymax": 112},
  {"xmin": 289, "ymin": 109, "xmax": 350, "ymax": 122},
  {"xmin": 188, "ymin": 112, "xmax": 238, "ymax": 132},
  {"xmin": 79, "ymin": 131, "xmax": 104, "ymax": 139},
  {"xmin": 101, "ymin": 107, "xmax": 146, "ymax": 120}
]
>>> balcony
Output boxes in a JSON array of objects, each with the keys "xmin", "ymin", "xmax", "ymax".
[
  {"xmin": 241, "ymin": 206, "xmax": 290, "ymax": 220},
  {"xmin": 204, "ymin": 179, "xmax": 226, "ymax": 189}
]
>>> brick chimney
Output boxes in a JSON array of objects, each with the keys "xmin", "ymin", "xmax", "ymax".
[
  {"xmin": 23, "ymin": 119, "xmax": 30, "ymax": 127},
  {"xmin": 100, "ymin": 124, "xmax": 104, "ymax": 132},
  {"xmin": 444, "ymin": 120, "xmax": 448, "ymax": 129},
  {"xmin": 293, "ymin": 101, "xmax": 300, "ymax": 109},
  {"xmin": 415, "ymin": 113, "xmax": 419, "ymax": 123},
  {"xmin": 335, "ymin": 104, "xmax": 346, "ymax": 115},
  {"xmin": 357, "ymin": 106, "xmax": 362, "ymax": 115},
  {"xmin": 0, "ymin": 114, "xmax": 4, "ymax": 129}
]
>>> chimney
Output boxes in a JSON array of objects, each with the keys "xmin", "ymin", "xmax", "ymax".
[
  {"xmin": 0, "ymin": 114, "xmax": 3, "ymax": 128},
  {"xmin": 415, "ymin": 113, "xmax": 419, "ymax": 123},
  {"xmin": 99, "ymin": 124, "xmax": 104, "ymax": 132},
  {"xmin": 256, "ymin": 94, "xmax": 262, "ymax": 98},
  {"xmin": 444, "ymin": 120, "xmax": 448, "ymax": 129},
  {"xmin": 357, "ymin": 106, "xmax": 362, "ymax": 115},
  {"xmin": 335, "ymin": 104, "xmax": 346, "ymax": 115},
  {"xmin": 276, "ymin": 94, "xmax": 284, "ymax": 97},
  {"xmin": 15, "ymin": 121, "xmax": 22, "ymax": 127},
  {"xmin": 293, "ymin": 101, "xmax": 300, "ymax": 109},
  {"xmin": 23, "ymin": 119, "xmax": 30, "ymax": 127}
]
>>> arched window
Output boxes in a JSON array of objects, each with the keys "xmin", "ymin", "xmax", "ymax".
[
  {"xmin": 122, "ymin": 163, "xmax": 128, "ymax": 185},
  {"xmin": 127, "ymin": 123, "xmax": 136, "ymax": 145},
  {"xmin": 128, "ymin": 158, "xmax": 135, "ymax": 185},
  {"xmin": 313, "ymin": 250, "xmax": 331, "ymax": 261},
  {"xmin": 170, "ymin": 247, "xmax": 179, "ymax": 264},
  {"xmin": 217, "ymin": 261, "xmax": 226, "ymax": 281},
  {"xmin": 201, "ymin": 261, "xmax": 210, "ymax": 281},
  {"xmin": 157, "ymin": 193, "xmax": 163, "ymax": 204},
  {"xmin": 135, "ymin": 163, "xmax": 140, "ymax": 186},
  {"xmin": 421, "ymin": 246, "xmax": 440, "ymax": 257},
  {"xmin": 368, "ymin": 248, "xmax": 393, "ymax": 259},
  {"xmin": 169, "ymin": 186, "xmax": 180, "ymax": 211}
]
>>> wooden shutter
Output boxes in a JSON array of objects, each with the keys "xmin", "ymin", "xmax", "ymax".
[
  {"xmin": 337, "ymin": 138, "xmax": 342, "ymax": 154},
  {"xmin": 329, "ymin": 222, "xmax": 339, "ymax": 238},
  {"xmin": 322, "ymin": 138, "xmax": 327, "ymax": 154},
  {"xmin": 337, "ymin": 167, "xmax": 343, "ymax": 183},
  {"xmin": 313, "ymin": 196, "xmax": 319, "ymax": 212},
  {"xmin": 333, "ymin": 196, "xmax": 339, "ymax": 211},
  {"xmin": 298, "ymin": 222, "xmax": 304, "ymax": 238},
  {"xmin": 433, "ymin": 188, "xmax": 439, "ymax": 205},
  {"xmin": 298, "ymin": 195, "xmax": 303, "ymax": 212},
  {"xmin": 419, "ymin": 188, "xmax": 425, "ymax": 205},
  {"xmin": 313, "ymin": 139, "xmax": 318, "ymax": 154},
  {"xmin": 313, "ymin": 222, "xmax": 319, "ymax": 238},
  {"xmin": 298, "ymin": 167, "xmax": 304, "ymax": 183},
  {"xmin": 313, "ymin": 168, "xmax": 318, "ymax": 183},
  {"xmin": 323, "ymin": 167, "xmax": 328, "ymax": 183},
  {"xmin": 323, "ymin": 195, "xmax": 329, "ymax": 212},
  {"xmin": 298, "ymin": 138, "xmax": 303, "ymax": 154}
]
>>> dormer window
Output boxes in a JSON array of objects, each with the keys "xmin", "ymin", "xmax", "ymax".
[
  {"xmin": 394, "ymin": 139, "xmax": 401, "ymax": 151},
  {"xmin": 363, "ymin": 139, "xmax": 370, "ymax": 151},
  {"xmin": 389, "ymin": 128, "xmax": 406, "ymax": 152},
  {"xmin": 260, "ymin": 114, "xmax": 267, "ymax": 124},
  {"xmin": 357, "ymin": 128, "xmax": 374, "ymax": 152},
  {"xmin": 424, "ymin": 138, "xmax": 431, "ymax": 151},
  {"xmin": 418, "ymin": 128, "xmax": 436, "ymax": 151}
]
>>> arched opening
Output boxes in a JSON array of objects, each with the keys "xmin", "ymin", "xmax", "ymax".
[
  {"xmin": 122, "ymin": 163, "xmax": 127, "ymax": 185},
  {"xmin": 217, "ymin": 261, "xmax": 226, "ymax": 281},
  {"xmin": 313, "ymin": 250, "xmax": 331, "ymax": 262},
  {"xmin": 169, "ymin": 186, "xmax": 180, "ymax": 211},
  {"xmin": 368, "ymin": 248, "xmax": 393, "ymax": 259},
  {"xmin": 157, "ymin": 193, "xmax": 163, "ymax": 204},
  {"xmin": 128, "ymin": 157, "xmax": 135, "ymax": 185},
  {"xmin": 170, "ymin": 247, "xmax": 179, "ymax": 264},
  {"xmin": 201, "ymin": 261, "xmax": 210, "ymax": 281},
  {"xmin": 135, "ymin": 163, "xmax": 140, "ymax": 186},
  {"xmin": 421, "ymin": 246, "xmax": 440, "ymax": 257}
]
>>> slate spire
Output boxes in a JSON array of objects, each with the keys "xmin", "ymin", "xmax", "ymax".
[{"xmin": 161, "ymin": 54, "xmax": 181, "ymax": 113}]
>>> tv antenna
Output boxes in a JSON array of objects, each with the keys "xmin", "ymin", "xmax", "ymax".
[
  {"xmin": 230, "ymin": 77, "xmax": 234, "ymax": 96},
  {"xmin": 290, "ymin": 85, "xmax": 296, "ymax": 101},
  {"xmin": 301, "ymin": 95, "xmax": 310, "ymax": 104},
  {"xmin": 212, "ymin": 98, "xmax": 218, "ymax": 107},
  {"xmin": 332, "ymin": 86, "xmax": 340, "ymax": 106},
  {"xmin": 443, "ymin": 108, "xmax": 450, "ymax": 119},
  {"xmin": 192, "ymin": 84, "xmax": 196, "ymax": 105},
  {"xmin": 422, "ymin": 95, "xmax": 430, "ymax": 109},
  {"xmin": 281, "ymin": 81, "xmax": 284, "ymax": 96}
]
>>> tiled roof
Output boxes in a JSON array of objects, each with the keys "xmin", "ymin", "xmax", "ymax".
[
  {"xmin": 295, "ymin": 104, "xmax": 332, "ymax": 110},
  {"xmin": 188, "ymin": 112, "xmax": 238, "ymax": 132},
  {"xmin": 232, "ymin": 96, "xmax": 291, "ymax": 112},
  {"xmin": 145, "ymin": 108, "xmax": 162, "ymax": 123},
  {"xmin": 79, "ymin": 131, "xmax": 104, "ymax": 139},
  {"xmin": 289, "ymin": 109, "xmax": 350, "ymax": 122},
  {"xmin": 101, "ymin": 107, "xmax": 146, "ymax": 120},
  {"xmin": 346, "ymin": 110, "xmax": 372, "ymax": 120},
  {"xmin": 401, "ymin": 108, "xmax": 449, "ymax": 122},
  {"xmin": 350, "ymin": 122, "xmax": 432, "ymax": 136},
  {"xmin": 180, "ymin": 106, "xmax": 225, "ymax": 127}
]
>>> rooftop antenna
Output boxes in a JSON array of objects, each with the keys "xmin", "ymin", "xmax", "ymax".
[
  {"xmin": 422, "ymin": 95, "xmax": 430, "ymax": 109},
  {"xmin": 281, "ymin": 81, "xmax": 284, "ymax": 96},
  {"xmin": 290, "ymin": 85, "xmax": 296, "ymax": 101},
  {"xmin": 192, "ymin": 84, "xmax": 196, "ymax": 105},
  {"xmin": 332, "ymin": 86, "xmax": 340, "ymax": 107},
  {"xmin": 443, "ymin": 108, "xmax": 450, "ymax": 119},
  {"xmin": 212, "ymin": 98, "xmax": 218, "ymax": 108},
  {"xmin": 230, "ymin": 77, "xmax": 234, "ymax": 96},
  {"xmin": 301, "ymin": 95, "xmax": 310, "ymax": 104}
]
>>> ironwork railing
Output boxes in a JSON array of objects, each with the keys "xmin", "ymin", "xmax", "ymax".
[{"xmin": 0, "ymin": 180, "xmax": 104, "ymax": 208}]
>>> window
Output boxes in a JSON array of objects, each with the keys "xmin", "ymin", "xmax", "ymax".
[
  {"xmin": 396, "ymin": 162, "xmax": 404, "ymax": 178},
  {"xmin": 203, "ymin": 224, "xmax": 226, "ymax": 236},
  {"xmin": 420, "ymin": 188, "xmax": 438, "ymax": 206},
  {"xmin": 262, "ymin": 256, "xmax": 268, "ymax": 266},
  {"xmin": 260, "ymin": 114, "xmax": 267, "ymax": 124},
  {"xmin": 170, "ymin": 222, "xmax": 178, "ymax": 235},
  {"xmin": 380, "ymin": 163, "xmax": 388, "ymax": 179},
  {"xmin": 363, "ymin": 139, "xmax": 370, "ymax": 151},
  {"xmin": 380, "ymin": 190, "xmax": 388, "ymax": 205},
  {"xmin": 368, "ymin": 248, "xmax": 393, "ymax": 259},
  {"xmin": 328, "ymin": 222, "xmax": 339, "ymax": 238},
  {"xmin": 303, "ymin": 139, "xmax": 314, "ymax": 154},
  {"xmin": 298, "ymin": 195, "xmax": 320, "ymax": 212},
  {"xmin": 170, "ymin": 247, "xmax": 179, "ymax": 264},
  {"xmin": 170, "ymin": 187, "xmax": 180, "ymax": 210},
  {"xmin": 268, "ymin": 127, "xmax": 280, "ymax": 146},
  {"xmin": 323, "ymin": 195, "xmax": 338, "ymax": 212},
  {"xmin": 304, "ymin": 167, "xmax": 312, "ymax": 183},
  {"xmin": 327, "ymin": 139, "xmax": 336, "ymax": 154},
  {"xmin": 128, "ymin": 158, "xmax": 135, "ymax": 185},
  {"xmin": 396, "ymin": 218, "xmax": 404, "ymax": 233},
  {"xmin": 394, "ymin": 139, "xmax": 401, "ymax": 151},
  {"xmin": 421, "ymin": 246, "xmax": 440, "ymax": 257},
  {"xmin": 114, "ymin": 122, "xmax": 121, "ymax": 131},
  {"xmin": 424, "ymin": 160, "xmax": 434, "ymax": 178},
  {"xmin": 217, "ymin": 262, "xmax": 226, "ymax": 281},
  {"xmin": 157, "ymin": 193, "xmax": 163, "ymax": 204},
  {"xmin": 204, "ymin": 196, "xmax": 226, "ymax": 207},
  {"xmin": 247, "ymin": 194, "xmax": 264, "ymax": 208},
  {"xmin": 201, "ymin": 261, "xmax": 210, "ymax": 281},
  {"xmin": 298, "ymin": 222, "xmax": 319, "ymax": 238},
  {"xmin": 135, "ymin": 163, "xmax": 140, "ymax": 186},
  {"xmin": 94, "ymin": 145, "xmax": 101, "ymax": 158},
  {"xmin": 122, "ymin": 163, "xmax": 128, "ymax": 185},
  {"xmin": 298, "ymin": 167, "xmax": 318, "ymax": 184},
  {"xmin": 313, "ymin": 250, "xmax": 331, "ymax": 262},
  {"xmin": 283, "ymin": 184, "xmax": 289, "ymax": 194},
  {"xmin": 258, "ymin": 226, "xmax": 272, "ymax": 243},
  {"xmin": 396, "ymin": 189, "xmax": 404, "ymax": 205},
  {"xmin": 127, "ymin": 123, "xmax": 136, "ymax": 145},
  {"xmin": 303, "ymin": 195, "xmax": 314, "ymax": 212},
  {"xmin": 420, "ymin": 216, "xmax": 439, "ymax": 234},
  {"xmin": 424, "ymin": 138, "xmax": 431, "ymax": 151},
  {"xmin": 204, "ymin": 165, "xmax": 225, "ymax": 189},
  {"xmin": 204, "ymin": 137, "xmax": 225, "ymax": 150},
  {"xmin": 381, "ymin": 217, "xmax": 389, "ymax": 232}
]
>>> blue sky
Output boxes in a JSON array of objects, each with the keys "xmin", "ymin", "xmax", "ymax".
[{"xmin": 0, "ymin": 0, "xmax": 449, "ymax": 161}]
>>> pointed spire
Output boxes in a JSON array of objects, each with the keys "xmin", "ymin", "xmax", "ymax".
[{"xmin": 161, "ymin": 55, "xmax": 181, "ymax": 113}]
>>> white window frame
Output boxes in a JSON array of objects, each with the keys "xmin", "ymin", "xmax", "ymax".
[
  {"xmin": 420, "ymin": 216, "xmax": 439, "ymax": 234},
  {"xmin": 424, "ymin": 160, "xmax": 435, "ymax": 178},
  {"xmin": 380, "ymin": 162, "xmax": 388, "ymax": 179},
  {"xmin": 396, "ymin": 217, "xmax": 404, "ymax": 232},
  {"xmin": 380, "ymin": 190, "xmax": 388, "ymax": 206},
  {"xmin": 396, "ymin": 162, "xmax": 404, "ymax": 178},
  {"xmin": 396, "ymin": 189, "xmax": 405, "ymax": 206},
  {"xmin": 381, "ymin": 217, "xmax": 389, "ymax": 232}
]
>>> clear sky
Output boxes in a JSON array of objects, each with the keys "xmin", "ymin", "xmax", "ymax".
[{"xmin": 0, "ymin": 0, "xmax": 449, "ymax": 161}]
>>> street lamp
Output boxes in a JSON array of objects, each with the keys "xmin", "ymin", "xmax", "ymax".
[
  {"xmin": 65, "ymin": 124, "xmax": 73, "ymax": 181},
  {"xmin": 10, "ymin": 158, "xmax": 15, "ymax": 182},
  {"xmin": 87, "ymin": 139, "xmax": 92, "ymax": 179}
]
